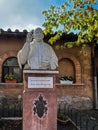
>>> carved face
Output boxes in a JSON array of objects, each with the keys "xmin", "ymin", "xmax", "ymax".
[{"xmin": 33, "ymin": 28, "xmax": 44, "ymax": 41}]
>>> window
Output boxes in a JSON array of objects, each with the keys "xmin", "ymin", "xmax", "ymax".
[{"xmin": 2, "ymin": 57, "xmax": 22, "ymax": 83}]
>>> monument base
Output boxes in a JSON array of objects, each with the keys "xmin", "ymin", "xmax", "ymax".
[
  {"xmin": 23, "ymin": 91, "xmax": 57, "ymax": 130},
  {"xmin": 23, "ymin": 70, "xmax": 58, "ymax": 130}
]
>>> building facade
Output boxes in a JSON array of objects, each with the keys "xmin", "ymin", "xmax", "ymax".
[{"xmin": 0, "ymin": 29, "xmax": 97, "ymax": 110}]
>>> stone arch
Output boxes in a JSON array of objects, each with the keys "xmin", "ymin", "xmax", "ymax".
[
  {"xmin": 58, "ymin": 53, "xmax": 81, "ymax": 83},
  {"xmin": 0, "ymin": 50, "xmax": 18, "ymax": 82}
]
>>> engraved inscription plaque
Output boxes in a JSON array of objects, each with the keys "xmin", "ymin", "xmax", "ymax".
[{"xmin": 28, "ymin": 77, "xmax": 53, "ymax": 88}]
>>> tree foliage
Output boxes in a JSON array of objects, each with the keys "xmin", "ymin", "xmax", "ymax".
[{"xmin": 42, "ymin": 0, "xmax": 98, "ymax": 47}]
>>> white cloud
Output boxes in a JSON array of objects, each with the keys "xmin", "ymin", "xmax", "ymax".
[
  {"xmin": 0, "ymin": 0, "xmax": 66, "ymax": 31},
  {"xmin": 3, "ymin": 23, "xmax": 42, "ymax": 32},
  {"xmin": 25, "ymin": 24, "xmax": 42, "ymax": 31},
  {"xmin": 0, "ymin": 0, "xmax": 45, "ymax": 31}
]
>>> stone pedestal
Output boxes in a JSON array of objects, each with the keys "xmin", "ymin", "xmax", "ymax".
[{"xmin": 23, "ymin": 70, "xmax": 58, "ymax": 130}]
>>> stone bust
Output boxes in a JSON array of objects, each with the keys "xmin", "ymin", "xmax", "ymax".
[{"xmin": 17, "ymin": 27, "xmax": 58, "ymax": 70}]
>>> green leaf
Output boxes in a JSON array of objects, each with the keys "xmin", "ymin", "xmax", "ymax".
[{"xmin": 42, "ymin": 0, "xmax": 98, "ymax": 47}]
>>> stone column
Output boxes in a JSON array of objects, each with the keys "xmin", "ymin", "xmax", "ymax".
[{"xmin": 23, "ymin": 70, "xmax": 58, "ymax": 130}]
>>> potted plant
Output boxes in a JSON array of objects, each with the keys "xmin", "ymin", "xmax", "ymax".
[
  {"xmin": 57, "ymin": 112, "xmax": 70, "ymax": 125},
  {"xmin": 4, "ymin": 73, "xmax": 17, "ymax": 83},
  {"xmin": 59, "ymin": 75, "xmax": 74, "ymax": 84}
]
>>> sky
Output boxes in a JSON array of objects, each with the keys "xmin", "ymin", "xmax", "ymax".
[
  {"xmin": 0, "ymin": 0, "xmax": 98, "ymax": 32},
  {"xmin": 0, "ymin": 0, "xmax": 66, "ymax": 31}
]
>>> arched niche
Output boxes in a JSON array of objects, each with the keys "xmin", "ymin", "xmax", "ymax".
[
  {"xmin": 58, "ymin": 58, "xmax": 75, "ymax": 82},
  {"xmin": 58, "ymin": 53, "xmax": 81, "ymax": 83}
]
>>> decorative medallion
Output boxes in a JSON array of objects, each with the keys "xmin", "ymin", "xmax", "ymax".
[{"xmin": 33, "ymin": 94, "xmax": 48, "ymax": 118}]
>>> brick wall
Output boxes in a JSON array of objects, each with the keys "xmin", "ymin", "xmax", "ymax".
[{"xmin": 0, "ymin": 35, "xmax": 94, "ymax": 109}]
